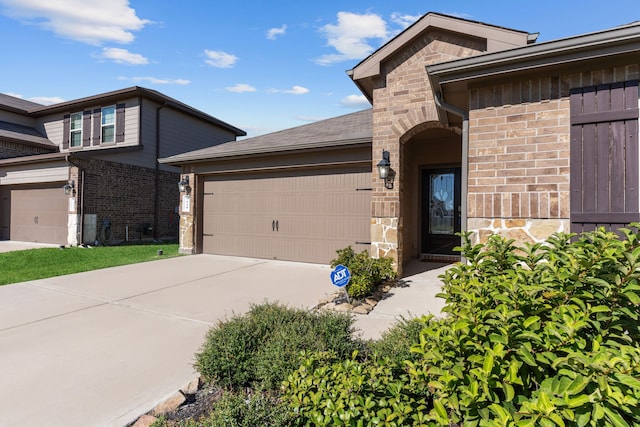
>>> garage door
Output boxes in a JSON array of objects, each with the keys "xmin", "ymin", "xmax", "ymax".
[
  {"xmin": 0, "ymin": 183, "xmax": 68, "ymax": 244},
  {"xmin": 202, "ymin": 167, "xmax": 371, "ymax": 264}
]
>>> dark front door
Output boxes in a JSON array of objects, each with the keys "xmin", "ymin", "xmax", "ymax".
[{"xmin": 421, "ymin": 168, "xmax": 461, "ymax": 255}]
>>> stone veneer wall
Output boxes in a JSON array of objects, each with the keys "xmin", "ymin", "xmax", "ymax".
[
  {"xmin": 467, "ymin": 65, "xmax": 639, "ymax": 245},
  {"xmin": 371, "ymin": 30, "xmax": 486, "ymax": 268}
]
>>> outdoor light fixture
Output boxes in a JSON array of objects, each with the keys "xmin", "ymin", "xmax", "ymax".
[
  {"xmin": 63, "ymin": 180, "xmax": 75, "ymax": 196},
  {"xmin": 178, "ymin": 175, "xmax": 190, "ymax": 193},
  {"xmin": 377, "ymin": 150, "xmax": 394, "ymax": 189}
]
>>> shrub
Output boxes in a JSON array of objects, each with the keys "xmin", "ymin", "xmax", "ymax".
[
  {"xmin": 282, "ymin": 351, "xmax": 429, "ymax": 427},
  {"xmin": 194, "ymin": 302, "xmax": 362, "ymax": 390},
  {"xmin": 370, "ymin": 316, "xmax": 424, "ymax": 372},
  {"xmin": 331, "ymin": 246, "xmax": 396, "ymax": 299},
  {"xmin": 409, "ymin": 228, "xmax": 640, "ymax": 426}
]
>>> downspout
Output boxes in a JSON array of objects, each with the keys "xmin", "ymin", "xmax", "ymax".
[
  {"xmin": 154, "ymin": 102, "xmax": 167, "ymax": 241},
  {"xmin": 432, "ymin": 93, "xmax": 469, "ymax": 243}
]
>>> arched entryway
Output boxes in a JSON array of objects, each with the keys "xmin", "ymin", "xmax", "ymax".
[{"xmin": 401, "ymin": 123, "xmax": 462, "ymax": 261}]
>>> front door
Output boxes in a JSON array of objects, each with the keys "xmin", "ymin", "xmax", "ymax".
[{"xmin": 421, "ymin": 168, "xmax": 461, "ymax": 255}]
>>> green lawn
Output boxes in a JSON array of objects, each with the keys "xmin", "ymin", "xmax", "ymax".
[{"xmin": 0, "ymin": 243, "xmax": 180, "ymax": 286}]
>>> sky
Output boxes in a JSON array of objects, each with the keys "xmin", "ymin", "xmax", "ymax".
[{"xmin": 1, "ymin": 0, "xmax": 639, "ymax": 138}]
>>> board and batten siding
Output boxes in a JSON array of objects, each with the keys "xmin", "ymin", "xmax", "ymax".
[{"xmin": 0, "ymin": 161, "xmax": 69, "ymax": 185}]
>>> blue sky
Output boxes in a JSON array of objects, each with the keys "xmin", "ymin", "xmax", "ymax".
[{"xmin": 1, "ymin": 1, "xmax": 638, "ymax": 137}]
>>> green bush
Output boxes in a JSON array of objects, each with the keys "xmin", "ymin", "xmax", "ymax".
[
  {"xmin": 282, "ymin": 351, "xmax": 429, "ymax": 427},
  {"xmin": 409, "ymin": 228, "xmax": 640, "ymax": 426},
  {"xmin": 194, "ymin": 302, "xmax": 362, "ymax": 390},
  {"xmin": 331, "ymin": 246, "xmax": 396, "ymax": 299},
  {"xmin": 369, "ymin": 316, "xmax": 425, "ymax": 372}
]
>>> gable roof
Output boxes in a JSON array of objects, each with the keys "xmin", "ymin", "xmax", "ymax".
[
  {"xmin": 3, "ymin": 86, "xmax": 245, "ymax": 137},
  {"xmin": 348, "ymin": 12, "xmax": 535, "ymax": 101},
  {"xmin": 0, "ymin": 120, "xmax": 56, "ymax": 149},
  {"xmin": 160, "ymin": 108, "xmax": 372, "ymax": 165}
]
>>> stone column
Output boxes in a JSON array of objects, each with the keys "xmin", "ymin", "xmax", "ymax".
[{"xmin": 178, "ymin": 172, "xmax": 195, "ymax": 255}]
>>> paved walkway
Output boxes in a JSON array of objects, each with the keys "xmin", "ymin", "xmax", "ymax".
[{"xmin": 0, "ymin": 252, "xmax": 448, "ymax": 426}]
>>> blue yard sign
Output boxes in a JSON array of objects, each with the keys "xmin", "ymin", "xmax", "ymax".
[{"xmin": 330, "ymin": 264, "xmax": 351, "ymax": 288}]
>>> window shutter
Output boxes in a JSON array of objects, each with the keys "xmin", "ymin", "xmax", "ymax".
[
  {"xmin": 82, "ymin": 110, "xmax": 91, "ymax": 147},
  {"xmin": 115, "ymin": 103, "xmax": 125, "ymax": 143},
  {"xmin": 570, "ymin": 80, "xmax": 639, "ymax": 235},
  {"xmin": 92, "ymin": 108, "xmax": 101, "ymax": 145},
  {"xmin": 62, "ymin": 114, "xmax": 70, "ymax": 150}
]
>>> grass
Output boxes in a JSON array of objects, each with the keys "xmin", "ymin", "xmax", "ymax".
[{"xmin": 0, "ymin": 243, "xmax": 180, "ymax": 286}]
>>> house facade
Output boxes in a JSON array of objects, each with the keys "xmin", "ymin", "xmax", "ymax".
[
  {"xmin": 165, "ymin": 13, "xmax": 640, "ymax": 274},
  {"xmin": 0, "ymin": 86, "xmax": 244, "ymax": 246}
]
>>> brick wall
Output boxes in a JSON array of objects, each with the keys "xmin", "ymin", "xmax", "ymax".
[
  {"xmin": 0, "ymin": 140, "xmax": 53, "ymax": 159},
  {"xmin": 467, "ymin": 64, "xmax": 640, "ymax": 245},
  {"xmin": 371, "ymin": 30, "xmax": 486, "ymax": 266},
  {"xmin": 70, "ymin": 158, "xmax": 179, "ymax": 244}
]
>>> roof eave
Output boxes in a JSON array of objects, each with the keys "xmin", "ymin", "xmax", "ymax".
[{"xmin": 427, "ymin": 23, "xmax": 640, "ymax": 84}]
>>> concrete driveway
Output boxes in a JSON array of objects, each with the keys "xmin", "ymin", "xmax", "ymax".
[{"xmin": 0, "ymin": 252, "xmax": 447, "ymax": 426}]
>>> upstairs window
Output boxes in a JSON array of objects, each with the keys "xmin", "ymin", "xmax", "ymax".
[
  {"xmin": 101, "ymin": 105, "xmax": 115, "ymax": 143},
  {"xmin": 70, "ymin": 113, "xmax": 82, "ymax": 148}
]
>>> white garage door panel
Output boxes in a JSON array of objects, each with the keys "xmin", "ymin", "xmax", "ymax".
[{"xmin": 202, "ymin": 168, "xmax": 371, "ymax": 264}]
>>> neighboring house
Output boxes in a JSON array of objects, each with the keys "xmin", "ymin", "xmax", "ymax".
[
  {"xmin": 164, "ymin": 12, "xmax": 640, "ymax": 274},
  {"xmin": 0, "ymin": 86, "xmax": 245, "ymax": 246}
]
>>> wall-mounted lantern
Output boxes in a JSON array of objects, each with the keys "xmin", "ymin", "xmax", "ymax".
[
  {"xmin": 63, "ymin": 180, "xmax": 75, "ymax": 196},
  {"xmin": 178, "ymin": 175, "xmax": 190, "ymax": 193},
  {"xmin": 376, "ymin": 150, "xmax": 394, "ymax": 189}
]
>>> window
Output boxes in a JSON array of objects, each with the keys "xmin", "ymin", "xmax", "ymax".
[
  {"xmin": 101, "ymin": 106, "xmax": 115, "ymax": 143},
  {"xmin": 70, "ymin": 113, "xmax": 82, "ymax": 148}
]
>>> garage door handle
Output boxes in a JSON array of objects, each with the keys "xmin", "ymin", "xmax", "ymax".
[
  {"xmin": 272, "ymin": 220, "xmax": 276, "ymax": 231},
  {"xmin": 276, "ymin": 220, "xmax": 279, "ymax": 232}
]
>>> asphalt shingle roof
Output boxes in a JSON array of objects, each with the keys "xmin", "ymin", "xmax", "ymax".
[
  {"xmin": 0, "ymin": 120, "xmax": 56, "ymax": 149},
  {"xmin": 161, "ymin": 108, "xmax": 372, "ymax": 164},
  {"xmin": 0, "ymin": 93, "xmax": 44, "ymax": 112}
]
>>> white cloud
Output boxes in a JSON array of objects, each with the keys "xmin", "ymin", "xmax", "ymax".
[
  {"xmin": 5, "ymin": 92, "xmax": 64, "ymax": 105},
  {"xmin": 315, "ymin": 11, "xmax": 388, "ymax": 66},
  {"xmin": 226, "ymin": 83, "xmax": 257, "ymax": 93},
  {"xmin": 204, "ymin": 49, "xmax": 238, "ymax": 68},
  {"xmin": 284, "ymin": 85, "xmax": 309, "ymax": 95},
  {"xmin": 340, "ymin": 94, "xmax": 370, "ymax": 108},
  {"xmin": 126, "ymin": 76, "xmax": 190, "ymax": 85},
  {"xmin": 99, "ymin": 47, "xmax": 148, "ymax": 65},
  {"xmin": 266, "ymin": 24, "xmax": 287, "ymax": 40},
  {"xmin": 0, "ymin": 0, "xmax": 150, "ymax": 45},
  {"xmin": 390, "ymin": 12, "xmax": 421, "ymax": 29}
]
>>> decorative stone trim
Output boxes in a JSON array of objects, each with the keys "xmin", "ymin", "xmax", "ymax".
[
  {"xmin": 468, "ymin": 218, "xmax": 570, "ymax": 247},
  {"xmin": 371, "ymin": 217, "xmax": 398, "ymax": 261}
]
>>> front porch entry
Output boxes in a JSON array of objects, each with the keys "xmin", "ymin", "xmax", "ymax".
[{"xmin": 421, "ymin": 167, "xmax": 461, "ymax": 255}]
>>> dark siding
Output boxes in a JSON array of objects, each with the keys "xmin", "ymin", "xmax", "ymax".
[
  {"xmin": 62, "ymin": 114, "xmax": 70, "ymax": 150},
  {"xmin": 570, "ymin": 80, "xmax": 639, "ymax": 234},
  {"xmin": 115, "ymin": 103, "xmax": 125, "ymax": 143},
  {"xmin": 92, "ymin": 108, "xmax": 101, "ymax": 145},
  {"xmin": 82, "ymin": 110, "xmax": 91, "ymax": 147}
]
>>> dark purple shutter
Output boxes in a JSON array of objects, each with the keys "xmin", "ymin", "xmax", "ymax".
[
  {"xmin": 115, "ymin": 103, "xmax": 125, "ymax": 143},
  {"xmin": 92, "ymin": 108, "xmax": 101, "ymax": 145},
  {"xmin": 82, "ymin": 110, "xmax": 91, "ymax": 147},
  {"xmin": 62, "ymin": 114, "xmax": 70, "ymax": 150},
  {"xmin": 570, "ymin": 80, "xmax": 639, "ymax": 235}
]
